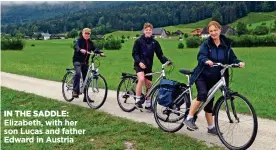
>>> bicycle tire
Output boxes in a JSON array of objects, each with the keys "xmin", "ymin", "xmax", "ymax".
[
  {"xmin": 62, "ymin": 72, "xmax": 74, "ymax": 102},
  {"xmin": 85, "ymin": 74, "xmax": 108, "ymax": 109},
  {"xmin": 117, "ymin": 76, "xmax": 137, "ymax": 112},
  {"xmin": 215, "ymin": 93, "xmax": 258, "ymax": 150}
]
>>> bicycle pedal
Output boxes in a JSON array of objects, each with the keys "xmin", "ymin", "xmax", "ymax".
[
  {"xmin": 122, "ymin": 95, "xmax": 129, "ymax": 99},
  {"xmin": 135, "ymin": 106, "xmax": 143, "ymax": 112}
]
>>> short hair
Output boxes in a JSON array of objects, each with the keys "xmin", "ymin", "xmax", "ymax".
[
  {"xmin": 82, "ymin": 28, "xmax": 91, "ymax": 33},
  {"xmin": 143, "ymin": 23, "xmax": 153, "ymax": 29}
]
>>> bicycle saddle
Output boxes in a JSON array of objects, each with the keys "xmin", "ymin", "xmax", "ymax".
[{"xmin": 179, "ymin": 69, "xmax": 193, "ymax": 75}]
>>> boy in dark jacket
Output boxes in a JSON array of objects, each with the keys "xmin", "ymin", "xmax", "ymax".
[{"xmin": 132, "ymin": 23, "xmax": 170, "ymax": 110}]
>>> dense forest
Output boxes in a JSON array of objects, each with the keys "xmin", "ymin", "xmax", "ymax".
[{"xmin": 1, "ymin": 1, "xmax": 275, "ymax": 36}]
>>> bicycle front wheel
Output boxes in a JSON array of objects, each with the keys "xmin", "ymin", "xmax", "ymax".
[
  {"xmin": 85, "ymin": 74, "xmax": 108, "ymax": 109},
  {"xmin": 215, "ymin": 93, "xmax": 258, "ymax": 150}
]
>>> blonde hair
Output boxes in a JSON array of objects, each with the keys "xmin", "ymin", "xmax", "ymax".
[
  {"xmin": 82, "ymin": 28, "xmax": 91, "ymax": 33},
  {"xmin": 207, "ymin": 21, "xmax": 221, "ymax": 32},
  {"xmin": 143, "ymin": 23, "xmax": 153, "ymax": 29}
]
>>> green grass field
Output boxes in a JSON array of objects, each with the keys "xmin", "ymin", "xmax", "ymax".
[
  {"xmin": 247, "ymin": 20, "xmax": 275, "ymax": 29},
  {"xmin": 159, "ymin": 18, "xmax": 212, "ymax": 34},
  {"xmin": 105, "ymin": 31, "xmax": 141, "ymax": 38},
  {"xmin": 231, "ymin": 11, "xmax": 276, "ymax": 28},
  {"xmin": 1, "ymin": 87, "xmax": 219, "ymax": 150},
  {"xmin": 1, "ymin": 39, "xmax": 276, "ymax": 120}
]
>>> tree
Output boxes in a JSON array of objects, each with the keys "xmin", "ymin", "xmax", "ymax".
[
  {"xmin": 236, "ymin": 22, "xmax": 248, "ymax": 35},
  {"xmin": 37, "ymin": 33, "xmax": 42, "ymax": 40},
  {"xmin": 273, "ymin": 19, "xmax": 276, "ymax": 31},
  {"xmin": 70, "ymin": 29, "xmax": 78, "ymax": 38},
  {"xmin": 212, "ymin": 10, "xmax": 222, "ymax": 24},
  {"xmin": 261, "ymin": 2, "xmax": 272, "ymax": 12}
]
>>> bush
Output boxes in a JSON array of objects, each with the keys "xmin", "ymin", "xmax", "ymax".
[
  {"xmin": 104, "ymin": 38, "xmax": 122, "ymax": 50},
  {"xmin": 136, "ymin": 34, "xmax": 140, "ymax": 37},
  {"xmin": 179, "ymin": 36, "xmax": 183, "ymax": 40},
  {"xmin": 178, "ymin": 43, "xmax": 184, "ymax": 49},
  {"xmin": 121, "ymin": 39, "xmax": 125, "ymax": 43},
  {"xmin": 127, "ymin": 36, "xmax": 130, "ymax": 39},
  {"xmin": 229, "ymin": 34, "xmax": 276, "ymax": 47},
  {"xmin": 121, "ymin": 35, "xmax": 125, "ymax": 40},
  {"xmin": 261, "ymin": 22, "xmax": 266, "ymax": 25},
  {"xmin": 94, "ymin": 40, "xmax": 105, "ymax": 49},
  {"xmin": 186, "ymin": 36, "xmax": 201, "ymax": 48},
  {"xmin": 184, "ymin": 33, "xmax": 189, "ymax": 38},
  {"xmin": 253, "ymin": 25, "xmax": 269, "ymax": 35},
  {"xmin": 1, "ymin": 35, "xmax": 25, "ymax": 50}
]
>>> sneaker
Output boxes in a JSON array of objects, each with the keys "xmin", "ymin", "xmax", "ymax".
[
  {"xmin": 83, "ymin": 97, "xmax": 94, "ymax": 102},
  {"xmin": 183, "ymin": 118, "xmax": 199, "ymax": 131},
  {"xmin": 145, "ymin": 106, "xmax": 153, "ymax": 112},
  {"xmin": 135, "ymin": 100, "xmax": 143, "ymax": 109},
  {"xmin": 207, "ymin": 127, "xmax": 223, "ymax": 136},
  {"xmin": 72, "ymin": 91, "xmax": 79, "ymax": 98}
]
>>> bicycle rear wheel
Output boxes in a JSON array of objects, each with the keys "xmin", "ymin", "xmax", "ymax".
[
  {"xmin": 117, "ymin": 76, "xmax": 137, "ymax": 112},
  {"xmin": 152, "ymin": 86, "xmax": 189, "ymax": 133},
  {"xmin": 62, "ymin": 71, "xmax": 74, "ymax": 102},
  {"xmin": 215, "ymin": 93, "xmax": 258, "ymax": 150}
]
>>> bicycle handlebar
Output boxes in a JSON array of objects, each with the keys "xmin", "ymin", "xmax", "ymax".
[
  {"xmin": 162, "ymin": 61, "xmax": 172, "ymax": 68},
  {"xmin": 213, "ymin": 63, "xmax": 240, "ymax": 68}
]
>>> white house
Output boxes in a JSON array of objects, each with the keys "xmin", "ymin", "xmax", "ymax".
[{"xmin": 41, "ymin": 32, "xmax": 51, "ymax": 40}]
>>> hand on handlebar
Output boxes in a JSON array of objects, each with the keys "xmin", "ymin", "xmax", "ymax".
[
  {"xmin": 167, "ymin": 61, "xmax": 173, "ymax": 66},
  {"xmin": 80, "ymin": 49, "xmax": 87, "ymax": 54},
  {"xmin": 205, "ymin": 60, "xmax": 214, "ymax": 67},
  {"xmin": 139, "ymin": 62, "xmax": 146, "ymax": 69},
  {"xmin": 239, "ymin": 62, "xmax": 245, "ymax": 68}
]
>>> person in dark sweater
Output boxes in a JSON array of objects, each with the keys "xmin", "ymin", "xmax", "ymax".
[
  {"xmin": 72, "ymin": 28, "xmax": 104, "ymax": 102},
  {"xmin": 184, "ymin": 21, "xmax": 245, "ymax": 135},
  {"xmin": 132, "ymin": 23, "xmax": 171, "ymax": 110}
]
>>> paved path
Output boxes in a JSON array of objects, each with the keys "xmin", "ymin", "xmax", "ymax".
[{"xmin": 1, "ymin": 72, "xmax": 276, "ymax": 149}]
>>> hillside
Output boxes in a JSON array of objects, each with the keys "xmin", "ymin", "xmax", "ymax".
[
  {"xmin": 230, "ymin": 11, "xmax": 276, "ymax": 28},
  {"xmin": 1, "ymin": 1, "xmax": 128, "ymax": 24},
  {"xmin": 106, "ymin": 11, "xmax": 276, "ymax": 37}
]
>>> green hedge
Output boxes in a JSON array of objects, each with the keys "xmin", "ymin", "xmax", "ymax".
[
  {"xmin": 93, "ymin": 38, "xmax": 122, "ymax": 50},
  {"xmin": 229, "ymin": 34, "xmax": 276, "ymax": 47},
  {"xmin": 1, "ymin": 35, "xmax": 25, "ymax": 50}
]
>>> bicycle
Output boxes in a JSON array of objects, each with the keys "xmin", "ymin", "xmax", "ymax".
[
  {"xmin": 116, "ymin": 61, "xmax": 172, "ymax": 112},
  {"xmin": 62, "ymin": 51, "xmax": 108, "ymax": 109},
  {"xmin": 152, "ymin": 63, "xmax": 258, "ymax": 150}
]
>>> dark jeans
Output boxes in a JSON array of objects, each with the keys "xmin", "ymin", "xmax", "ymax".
[
  {"xmin": 195, "ymin": 75, "xmax": 219, "ymax": 113},
  {"xmin": 73, "ymin": 61, "xmax": 88, "ymax": 94}
]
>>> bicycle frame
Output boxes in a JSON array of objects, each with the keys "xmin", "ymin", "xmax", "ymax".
[
  {"xmin": 123, "ymin": 61, "xmax": 170, "ymax": 99},
  {"xmin": 79, "ymin": 52, "xmax": 101, "ymax": 94},
  {"xmin": 172, "ymin": 63, "xmax": 236, "ymax": 116}
]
